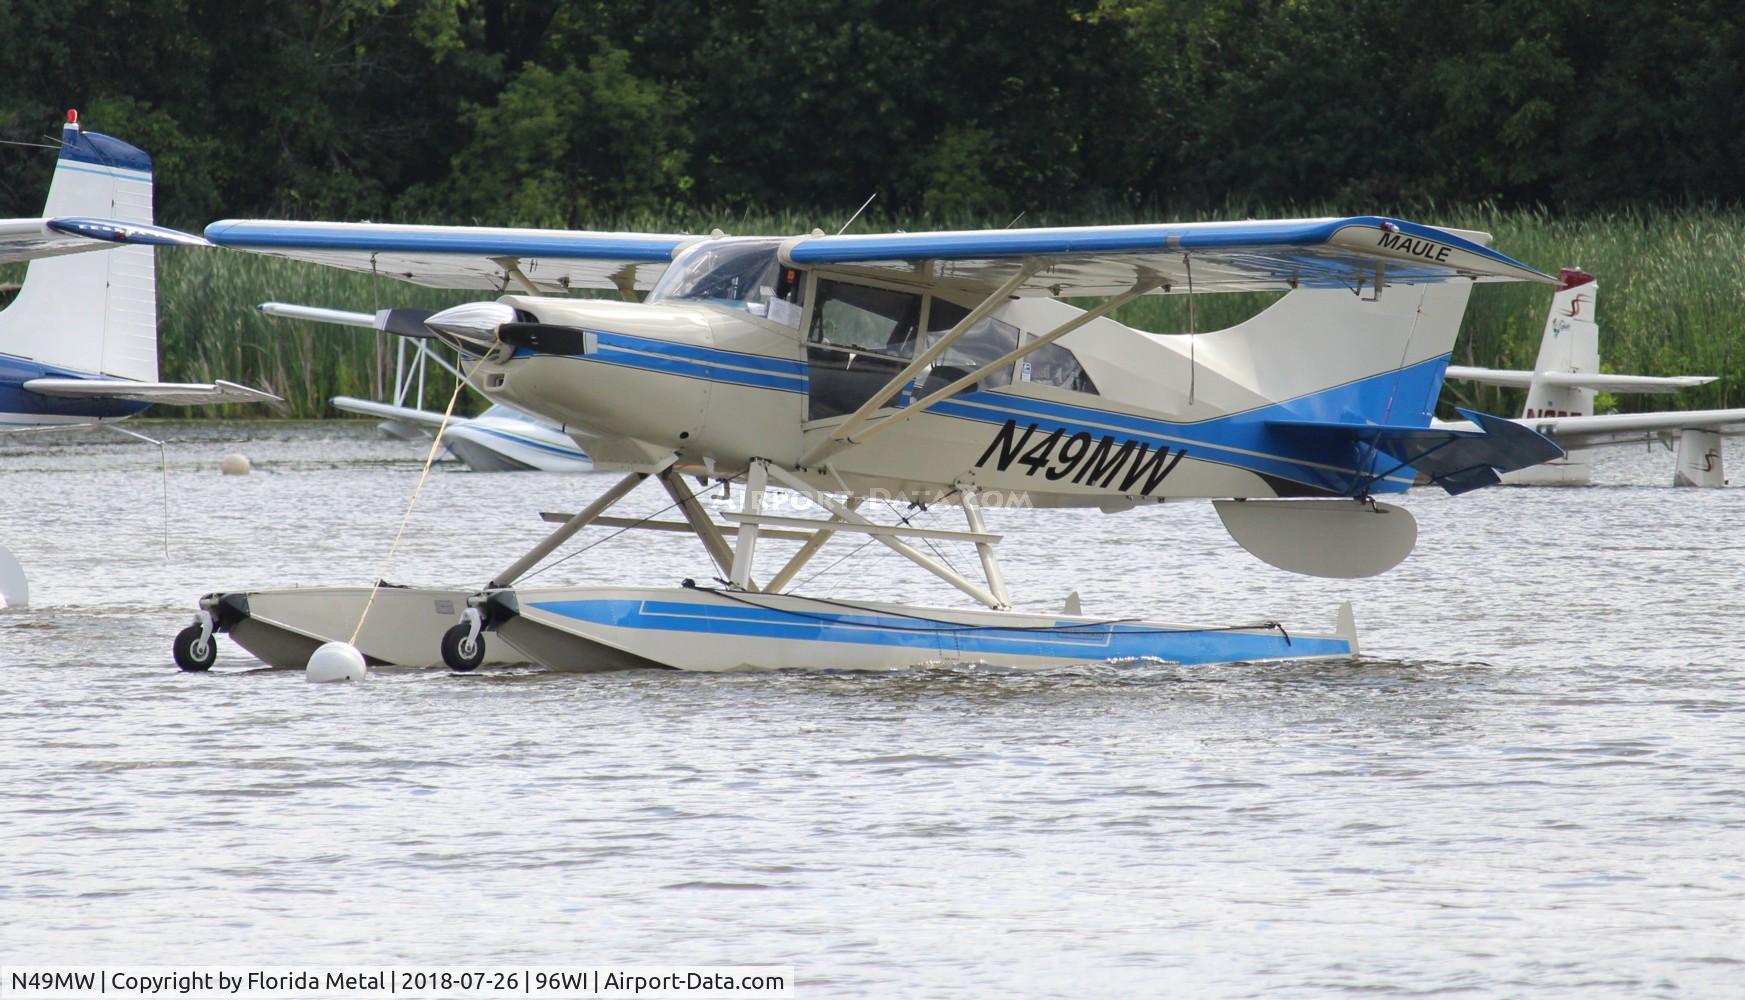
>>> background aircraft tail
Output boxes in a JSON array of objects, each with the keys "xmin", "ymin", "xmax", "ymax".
[
  {"xmin": 0, "ymin": 112, "xmax": 158, "ymax": 381},
  {"xmin": 1521, "ymin": 268, "xmax": 1599, "ymax": 420}
]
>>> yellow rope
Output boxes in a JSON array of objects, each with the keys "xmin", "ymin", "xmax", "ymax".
[{"xmin": 349, "ymin": 372, "xmax": 467, "ymax": 645}]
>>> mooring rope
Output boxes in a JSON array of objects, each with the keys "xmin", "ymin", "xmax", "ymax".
[{"xmin": 348, "ymin": 372, "xmax": 467, "ymax": 644}]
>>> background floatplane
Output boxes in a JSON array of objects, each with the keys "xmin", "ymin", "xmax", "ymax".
[
  {"xmin": 0, "ymin": 112, "xmax": 277, "ymax": 609},
  {"xmin": 1440, "ymin": 268, "xmax": 1745, "ymax": 486},
  {"xmin": 129, "ymin": 215, "xmax": 1562, "ymax": 673},
  {"xmin": 258, "ymin": 301, "xmax": 593, "ymax": 472}
]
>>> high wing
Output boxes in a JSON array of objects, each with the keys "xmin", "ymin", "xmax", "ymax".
[
  {"xmin": 148, "ymin": 216, "xmax": 1550, "ymax": 298},
  {"xmin": 201, "ymin": 221, "xmax": 701, "ymax": 294},
  {"xmin": 0, "ymin": 217, "xmax": 205, "ymax": 264},
  {"xmin": 779, "ymin": 217, "xmax": 1552, "ymax": 296},
  {"xmin": 1513, "ymin": 408, "xmax": 1745, "ymax": 449},
  {"xmin": 23, "ymin": 378, "xmax": 283, "ymax": 407},
  {"xmin": 1445, "ymin": 365, "xmax": 1715, "ymax": 393}
]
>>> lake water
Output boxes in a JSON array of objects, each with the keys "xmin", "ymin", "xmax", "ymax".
[{"xmin": 3, "ymin": 422, "xmax": 1742, "ymax": 997}]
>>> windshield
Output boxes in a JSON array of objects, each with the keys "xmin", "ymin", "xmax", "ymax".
[{"xmin": 648, "ymin": 238, "xmax": 784, "ymax": 315}]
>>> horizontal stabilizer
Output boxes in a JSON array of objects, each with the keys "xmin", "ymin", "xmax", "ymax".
[
  {"xmin": 1445, "ymin": 365, "xmax": 1714, "ymax": 393},
  {"xmin": 23, "ymin": 378, "xmax": 282, "ymax": 407},
  {"xmin": 1511, "ymin": 407, "xmax": 1745, "ymax": 448},
  {"xmin": 1269, "ymin": 407, "xmax": 1564, "ymax": 495}
]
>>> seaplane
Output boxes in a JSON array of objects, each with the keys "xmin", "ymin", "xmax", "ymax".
[
  {"xmin": 112, "ymin": 212, "xmax": 1564, "ymax": 674},
  {"xmin": 0, "ymin": 111, "xmax": 277, "ymax": 608},
  {"xmin": 256, "ymin": 301, "xmax": 592, "ymax": 472},
  {"xmin": 1441, "ymin": 268, "xmax": 1744, "ymax": 486}
]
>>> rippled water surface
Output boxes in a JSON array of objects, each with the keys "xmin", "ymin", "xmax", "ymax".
[{"xmin": 3, "ymin": 422, "xmax": 1743, "ymax": 997}]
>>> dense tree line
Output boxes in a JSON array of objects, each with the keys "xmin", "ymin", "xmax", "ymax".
[{"xmin": 3, "ymin": 0, "xmax": 1743, "ymax": 229}]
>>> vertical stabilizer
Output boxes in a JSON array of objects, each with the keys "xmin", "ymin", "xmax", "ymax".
[
  {"xmin": 1522, "ymin": 268, "xmax": 1599, "ymax": 420},
  {"xmin": 1505, "ymin": 268, "xmax": 1597, "ymax": 484},
  {"xmin": 1673, "ymin": 429, "xmax": 1725, "ymax": 487},
  {"xmin": 0, "ymin": 111, "xmax": 158, "ymax": 381}
]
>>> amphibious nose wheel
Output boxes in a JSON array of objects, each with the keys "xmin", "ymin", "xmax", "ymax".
[
  {"xmin": 440, "ymin": 619, "xmax": 486, "ymax": 671},
  {"xmin": 172, "ymin": 623, "xmax": 217, "ymax": 671}
]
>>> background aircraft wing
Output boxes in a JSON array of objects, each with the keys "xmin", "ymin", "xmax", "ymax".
[
  {"xmin": 1444, "ymin": 366, "xmax": 1715, "ymax": 393},
  {"xmin": 329, "ymin": 395, "xmax": 450, "ymax": 427},
  {"xmin": 23, "ymin": 378, "xmax": 282, "ymax": 406},
  {"xmin": 1520, "ymin": 408, "xmax": 1745, "ymax": 449},
  {"xmin": 780, "ymin": 216, "xmax": 1552, "ymax": 297},
  {"xmin": 0, "ymin": 217, "xmax": 204, "ymax": 263},
  {"xmin": 1443, "ymin": 365, "xmax": 1537, "ymax": 388},
  {"xmin": 1537, "ymin": 372, "xmax": 1715, "ymax": 393},
  {"xmin": 200, "ymin": 221, "xmax": 699, "ymax": 293}
]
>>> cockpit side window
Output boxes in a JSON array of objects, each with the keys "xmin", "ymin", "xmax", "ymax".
[
  {"xmin": 803, "ymin": 279, "xmax": 922, "ymax": 420},
  {"xmin": 809, "ymin": 279, "xmax": 920, "ymax": 359}
]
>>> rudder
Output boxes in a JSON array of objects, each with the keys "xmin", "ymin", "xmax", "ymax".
[
  {"xmin": 1522, "ymin": 268, "xmax": 1598, "ymax": 421},
  {"xmin": 0, "ymin": 112, "xmax": 158, "ymax": 381}
]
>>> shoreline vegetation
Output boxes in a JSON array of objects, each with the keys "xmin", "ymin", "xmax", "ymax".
[{"xmin": 6, "ymin": 205, "xmax": 1743, "ymax": 419}]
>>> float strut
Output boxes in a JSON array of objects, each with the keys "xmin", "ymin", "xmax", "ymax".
[{"xmin": 488, "ymin": 460, "xmax": 672, "ymax": 588}]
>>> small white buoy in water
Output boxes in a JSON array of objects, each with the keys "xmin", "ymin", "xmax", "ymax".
[
  {"xmin": 306, "ymin": 641, "xmax": 367, "ymax": 683},
  {"xmin": 220, "ymin": 453, "xmax": 252, "ymax": 475}
]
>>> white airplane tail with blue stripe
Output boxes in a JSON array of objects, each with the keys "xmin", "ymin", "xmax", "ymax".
[{"xmin": 0, "ymin": 112, "xmax": 158, "ymax": 381}]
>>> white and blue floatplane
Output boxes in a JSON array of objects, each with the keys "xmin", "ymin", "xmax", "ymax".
[{"xmin": 96, "ymin": 214, "xmax": 1563, "ymax": 672}]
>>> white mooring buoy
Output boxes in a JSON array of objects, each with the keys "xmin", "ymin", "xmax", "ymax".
[
  {"xmin": 306, "ymin": 641, "xmax": 367, "ymax": 683},
  {"xmin": 220, "ymin": 453, "xmax": 252, "ymax": 476}
]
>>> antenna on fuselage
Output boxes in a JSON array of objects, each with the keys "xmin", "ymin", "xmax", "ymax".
[{"xmin": 837, "ymin": 192, "xmax": 877, "ymax": 235}]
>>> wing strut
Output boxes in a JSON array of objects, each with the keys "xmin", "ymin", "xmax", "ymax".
[
  {"xmin": 804, "ymin": 259, "xmax": 1041, "ymax": 465},
  {"xmin": 804, "ymin": 274, "xmax": 1160, "ymax": 465}
]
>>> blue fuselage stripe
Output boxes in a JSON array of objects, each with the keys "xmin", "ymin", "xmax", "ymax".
[
  {"xmin": 516, "ymin": 346, "xmax": 808, "ymax": 393},
  {"xmin": 530, "ymin": 598, "xmax": 1349, "ymax": 665},
  {"xmin": 593, "ymin": 331, "xmax": 808, "ymax": 375}
]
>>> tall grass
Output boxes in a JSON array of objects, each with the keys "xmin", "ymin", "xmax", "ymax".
[{"xmin": 7, "ymin": 206, "xmax": 1745, "ymax": 416}]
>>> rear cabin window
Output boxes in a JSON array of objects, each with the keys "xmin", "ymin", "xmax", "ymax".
[
  {"xmin": 916, "ymin": 298, "xmax": 1016, "ymax": 397},
  {"xmin": 1016, "ymin": 336, "xmax": 1099, "ymax": 395}
]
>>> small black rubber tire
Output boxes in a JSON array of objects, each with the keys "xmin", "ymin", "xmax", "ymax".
[
  {"xmin": 441, "ymin": 623, "xmax": 485, "ymax": 671},
  {"xmin": 173, "ymin": 625, "xmax": 217, "ymax": 671}
]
